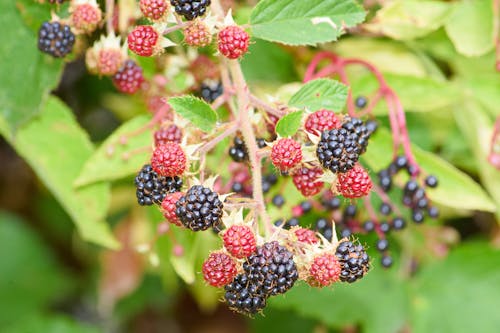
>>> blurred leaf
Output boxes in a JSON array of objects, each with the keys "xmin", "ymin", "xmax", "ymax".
[
  {"xmin": 251, "ymin": 308, "xmax": 318, "ymax": 333},
  {"xmin": 0, "ymin": 1, "xmax": 64, "ymax": 131},
  {"xmin": 168, "ymin": 96, "xmax": 217, "ymax": 132},
  {"xmin": 0, "ymin": 211, "xmax": 74, "ymax": 327},
  {"xmin": 363, "ymin": 129, "xmax": 496, "ymax": 212},
  {"xmin": 250, "ymin": 0, "xmax": 366, "ymax": 46},
  {"xmin": 269, "ymin": 268, "xmax": 409, "ymax": 333},
  {"xmin": 289, "ymin": 79, "xmax": 348, "ymax": 112},
  {"xmin": 411, "ymin": 242, "xmax": 500, "ymax": 333},
  {"xmin": 445, "ymin": 0, "xmax": 494, "ymax": 57},
  {"xmin": 454, "ymin": 100, "xmax": 500, "ymax": 220},
  {"xmin": 460, "ymin": 74, "xmax": 500, "ymax": 118},
  {"xmin": 5, "ymin": 314, "xmax": 102, "ymax": 333},
  {"xmin": 364, "ymin": 0, "xmax": 452, "ymax": 40},
  {"xmin": 75, "ymin": 116, "xmax": 151, "ymax": 187},
  {"xmin": 0, "ymin": 97, "xmax": 118, "ymax": 248},
  {"xmin": 241, "ymin": 39, "xmax": 298, "ymax": 83},
  {"xmin": 275, "ymin": 111, "xmax": 303, "ymax": 138}
]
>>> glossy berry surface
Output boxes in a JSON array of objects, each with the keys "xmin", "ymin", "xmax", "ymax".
[
  {"xmin": 151, "ymin": 142, "xmax": 187, "ymax": 177},
  {"xmin": 135, "ymin": 164, "xmax": 183, "ymax": 206},
  {"xmin": 161, "ymin": 191, "xmax": 184, "ymax": 226},
  {"xmin": 308, "ymin": 253, "xmax": 341, "ymax": 287},
  {"xmin": 336, "ymin": 164, "xmax": 372, "ymax": 198},
  {"xmin": 171, "ymin": 0, "xmax": 211, "ymax": 21},
  {"xmin": 217, "ymin": 26, "xmax": 250, "ymax": 59},
  {"xmin": 202, "ymin": 252, "xmax": 238, "ymax": 287},
  {"xmin": 335, "ymin": 240, "xmax": 370, "ymax": 283},
  {"xmin": 292, "ymin": 166, "xmax": 324, "ymax": 197},
  {"xmin": 223, "ymin": 225, "xmax": 257, "ymax": 259},
  {"xmin": 199, "ymin": 80, "xmax": 223, "ymax": 103},
  {"xmin": 224, "ymin": 273, "xmax": 267, "ymax": 316},
  {"xmin": 112, "ymin": 60, "xmax": 145, "ymax": 94},
  {"xmin": 175, "ymin": 185, "xmax": 223, "ymax": 231},
  {"xmin": 304, "ymin": 110, "xmax": 341, "ymax": 134},
  {"xmin": 38, "ymin": 21, "xmax": 75, "ymax": 58},
  {"xmin": 271, "ymin": 138, "xmax": 302, "ymax": 172},
  {"xmin": 128, "ymin": 25, "xmax": 159, "ymax": 57}
]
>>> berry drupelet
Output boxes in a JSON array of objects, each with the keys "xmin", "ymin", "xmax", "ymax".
[
  {"xmin": 229, "ymin": 135, "xmax": 248, "ymax": 162},
  {"xmin": 175, "ymin": 185, "xmax": 223, "ymax": 231},
  {"xmin": 335, "ymin": 240, "xmax": 370, "ymax": 283},
  {"xmin": 38, "ymin": 21, "xmax": 75, "ymax": 58},
  {"xmin": 224, "ymin": 273, "xmax": 268, "ymax": 316},
  {"xmin": 171, "ymin": 0, "xmax": 211, "ymax": 21},
  {"xmin": 134, "ymin": 164, "xmax": 183, "ymax": 205}
]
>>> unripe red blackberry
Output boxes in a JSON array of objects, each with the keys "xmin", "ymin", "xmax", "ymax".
[
  {"xmin": 335, "ymin": 240, "xmax": 370, "ymax": 283},
  {"xmin": 202, "ymin": 252, "xmax": 238, "ymax": 287},
  {"xmin": 37, "ymin": 21, "xmax": 75, "ymax": 58},
  {"xmin": 336, "ymin": 164, "xmax": 372, "ymax": 198},
  {"xmin": 304, "ymin": 110, "xmax": 341, "ymax": 135},
  {"xmin": 140, "ymin": 0, "xmax": 169, "ymax": 21},
  {"xmin": 292, "ymin": 166, "xmax": 324, "ymax": 197},
  {"xmin": 151, "ymin": 142, "xmax": 187, "ymax": 177},
  {"xmin": 134, "ymin": 164, "xmax": 183, "ymax": 206},
  {"xmin": 154, "ymin": 124, "xmax": 182, "ymax": 145},
  {"xmin": 171, "ymin": 0, "xmax": 211, "ymax": 21},
  {"xmin": 86, "ymin": 34, "xmax": 126, "ymax": 76},
  {"xmin": 112, "ymin": 60, "xmax": 145, "ymax": 94},
  {"xmin": 271, "ymin": 138, "xmax": 302, "ymax": 172},
  {"xmin": 127, "ymin": 25, "xmax": 161, "ymax": 57},
  {"xmin": 223, "ymin": 225, "xmax": 257, "ymax": 259},
  {"xmin": 316, "ymin": 117, "xmax": 373, "ymax": 173},
  {"xmin": 294, "ymin": 227, "xmax": 319, "ymax": 244},
  {"xmin": 184, "ymin": 19, "xmax": 212, "ymax": 47},
  {"xmin": 217, "ymin": 25, "xmax": 250, "ymax": 59},
  {"xmin": 308, "ymin": 253, "xmax": 341, "ymax": 287},
  {"xmin": 175, "ymin": 185, "xmax": 224, "ymax": 231},
  {"xmin": 243, "ymin": 241, "xmax": 298, "ymax": 296},
  {"xmin": 70, "ymin": 0, "xmax": 102, "ymax": 34},
  {"xmin": 161, "ymin": 191, "xmax": 184, "ymax": 226},
  {"xmin": 224, "ymin": 273, "xmax": 268, "ymax": 315}
]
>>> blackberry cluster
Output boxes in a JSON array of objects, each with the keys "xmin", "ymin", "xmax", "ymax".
[
  {"xmin": 171, "ymin": 0, "xmax": 211, "ymax": 21},
  {"xmin": 224, "ymin": 273, "xmax": 267, "ymax": 315},
  {"xmin": 243, "ymin": 241, "xmax": 298, "ymax": 296},
  {"xmin": 316, "ymin": 117, "xmax": 375, "ymax": 173},
  {"xmin": 377, "ymin": 155, "xmax": 439, "ymax": 224},
  {"xmin": 37, "ymin": 21, "xmax": 75, "ymax": 58},
  {"xmin": 175, "ymin": 185, "xmax": 223, "ymax": 231},
  {"xmin": 335, "ymin": 240, "xmax": 370, "ymax": 283},
  {"xmin": 229, "ymin": 135, "xmax": 248, "ymax": 162},
  {"xmin": 134, "ymin": 164, "xmax": 183, "ymax": 205},
  {"xmin": 199, "ymin": 80, "xmax": 223, "ymax": 103}
]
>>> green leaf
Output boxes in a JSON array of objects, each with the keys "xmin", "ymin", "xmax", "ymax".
[
  {"xmin": 75, "ymin": 116, "xmax": 151, "ymax": 187},
  {"xmin": 5, "ymin": 314, "xmax": 102, "ymax": 333},
  {"xmin": 269, "ymin": 268, "xmax": 409, "ymax": 333},
  {"xmin": 250, "ymin": 0, "xmax": 366, "ymax": 46},
  {"xmin": 0, "ymin": 211, "xmax": 74, "ymax": 327},
  {"xmin": 364, "ymin": 0, "xmax": 452, "ymax": 40},
  {"xmin": 363, "ymin": 129, "xmax": 496, "ymax": 212},
  {"xmin": 168, "ymin": 96, "xmax": 217, "ymax": 132},
  {"xmin": 288, "ymin": 79, "xmax": 348, "ymax": 112},
  {"xmin": 0, "ymin": 1, "xmax": 64, "ymax": 131},
  {"xmin": 412, "ymin": 242, "xmax": 500, "ymax": 333},
  {"xmin": 275, "ymin": 111, "xmax": 303, "ymax": 137},
  {"xmin": 445, "ymin": 0, "xmax": 494, "ymax": 57},
  {"xmin": 0, "ymin": 97, "xmax": 118, "ymax": 248}
]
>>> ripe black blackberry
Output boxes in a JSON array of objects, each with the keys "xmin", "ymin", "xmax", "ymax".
[
  {"xmin": 171, "ymin": 0, "xmax": 211, "ymax": 21},
  {"xmin": 134, "ymin": 164, "xmax": 183, "ymax": 206},
  {"xmin": 224, "ymin": 273, "xmax": 268, "ymax": 315},
  {"xmin": 229, "ymin": 135, "xmax": 248, "ymax": 162},
  {"xmin": 316, "ymin": 117, "xmax": 373, "ymax": 173},
  {"xmin": 199, "ymin": 80, "xmax": 222, "ymax": 103},
  {"xmin": 38, "ymin": 21, "xmax": 75, "ymax": 58},
  {"xmin": 355, "ymin": 96, "xmax": 368, "ymax": 109},
  {"xmin": 175, "ymin": 185, "xmax": 223, "ymax": 231},
  {"xmin": 243, "ymin": 241, "xmax": 299, "ymax": 296},
  {"xmin": 335, "ymin": 240, "xmax": 370, "ymax": 283}
]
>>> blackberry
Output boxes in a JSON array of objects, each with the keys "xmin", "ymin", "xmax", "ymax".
[
  {"xmin": 343, "ymin": 204, "xmax": 357, "ymax": 218},
  {"xmin": 340, "ymin": 228, "xmax": 352, "ymax": 238},
  {"xmin": 394, "ymin": 155, "xmax": 408, "ymax": 170},
  {"xmin": 316, "ymin": 117, "xmax": 373, "ymax": 173},
  {"xmin": 224, "ymin": 273, "xmax": 267, "ymax": 316},
  {"xmin": 256, "ymin": 138, "xmax": 267, "ymax": 148},
  {"xmin": 322, "ymin": 196, "xmax": 341, "ymax": 210},
  {"xmin": 365, "ymin": 120, "xmax": 378, "ymax": 134},
  {"xmin": 229, "ymin": 135, "xmax": 248, "ymax": 162},
  {"xmin": 231, "ymin": 182, "xmax": 243, "ymax": 193},
  {"xmin": 300, "ymin": 201, "xmax": 312, "ymax": 213},
  {"xmin": 243, "ymin": 241, "xmax": 299, "ymax": 296},
  {"xmin": 38, "ymin": 21, "xmax": 75, "ymax": 58},
  {"xmin": 199, "ymin": 80, "xmax": 223, "ymax": 103},
  {"xmin": 376, "ymin": 239, "xmax": 389, "ymax": 252},
  {"xmin": 315, "ymin": 218, "xmax": 328, "ymax": 230},
  {"xmin": 425, "ymin": 175, "xmax": 438, "ymax": 188},
  {"xmin": 412, "ymin": 209, "xmax": 425, "ymax": 223},
  {"xmin": 381, "ymin": 255, "xmax": 393, "ymax": 268},
  {"xmin": 335, "ymin": 240, "xmax": 370, "ymax": 283},
  {"xmin": 378, "ymin": 169, "xmax": 392, "ymax": 192},
  {"xmin": 175, "ymin": 185, "xmax": 223, "ymax": 231},
  {"xmin": 272, "ymin": 194, "xmax": 285, "ymax": 208},
  {"xmin": 380, "ymin": 221, "xmax": 391, "ymax": 233},
  {"xmin": 171, "ymin": 0, "xmax": 211, "ymax": 21},
  {"xmin": 355, "ymin": 96, "xmax": 368, "ymax": 109},
  {"xmin": 379, "ymin": 203, "xmax": 392, "ymax": 215},
  {"xmin": 134, "ymin": 164, "xmax": 182, "ymax": 206},
  {"xmin": 428, "ymin": 206, "xmax": 439, "ymax": 218},
  {"xmin": 286, "ymin": 218, "xmax": 299, "ymax": 228},
  {"xmin": 392, "ymin": 217, "xmax": 406, "ymax": 230},
  {"xmin": 363, "ymin": 220, "xmax": 375, "ymax": 232},
  {"xmin": 323, "ymin": 227, "xmax": 333, "ymax": 241}
]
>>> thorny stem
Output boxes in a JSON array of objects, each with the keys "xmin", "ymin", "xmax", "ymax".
[
  {"xmin": 162, "ymin": 22, "xmax": 190, "ymax": 35},
  {"xmin": 249, "ymin": 95, "xmax": 286, "ymax": 118},
  {"xmin": 305, "ymin": 51, "xmax": 421, "ymax": 175}
]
